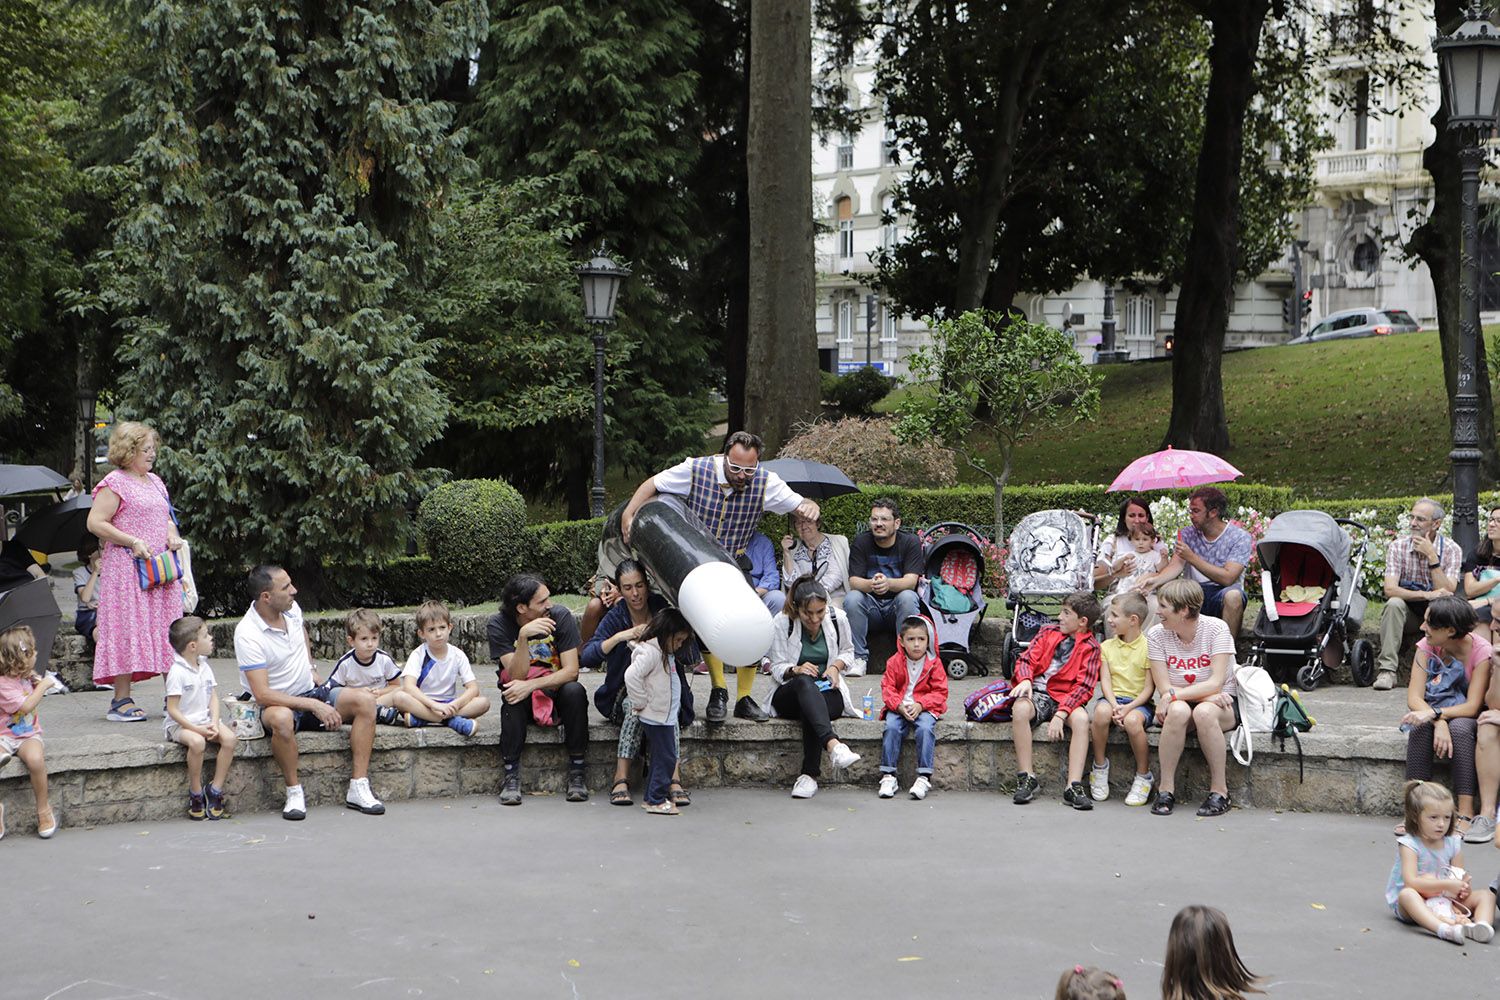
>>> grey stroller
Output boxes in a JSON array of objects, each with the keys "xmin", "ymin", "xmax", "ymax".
[
  {"xmin": 1000, "ymin": 509, "xmax": 1098, "ymax": 677},
  {"xmin": 916, "ymin": 522, "xmax": 991, "ymax": 679}
]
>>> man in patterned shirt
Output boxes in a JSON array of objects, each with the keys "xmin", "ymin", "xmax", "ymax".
[
  {"xmin": 1373, "ymin": 498, "xmax": 1462, "ymax": 690},
  {"xmin": 1134, "ymin": 486, "xmax": 1253, "ymax": 638}
]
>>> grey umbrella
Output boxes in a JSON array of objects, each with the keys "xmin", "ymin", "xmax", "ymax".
[
  {"xmin": 13, "ymin": 496, "xmax": 92, "ymax": 555},
  {"xmin": 760, "ymin": 459, "xmax": 859, "ymax": 500},
  {"xmin": 0, "ymin": 464, "xmax": 70, "ymax": 499}
]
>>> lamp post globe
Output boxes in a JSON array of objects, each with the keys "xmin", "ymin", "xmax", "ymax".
[
  {"xmin": 1435, "ymin": 4, "xmax": 1500, "ymax": 558},
  {"xmin": 577, "ymin": 250, "xmax": 632, "ymax": 519}
]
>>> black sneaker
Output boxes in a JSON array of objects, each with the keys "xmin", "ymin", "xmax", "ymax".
[
  {"xmin": 1196, "ymin": 791, "xmax": 1231, "ymax": 817},
  {"xmin": 1012, "ymin": 772, "xmax": 1039, "ymax": 804},
  {"xmin": 1063, "ymin": 781, "xmax": 1094, "ymax": 811},
  {"xmin": 375, "ymin": 705, "xmax": 401, "ymax": 726},
  {"xmin": 566, "ymin": 769, "xmax": 589, "ymax": 802},
  {"xmin": 706, "ymin": 686, "xmax": 729, "ymax": 723},
  {"xmin": 498, "ymin": 773, "xmax": 522, "ymax": 806},
  {"xmin": 733, "ymin": 695, "xmax": 769, "ymax": 722},
  {"xmin": 1151, "ymin": 790, "xmax": 1176, "ymax": 816}
]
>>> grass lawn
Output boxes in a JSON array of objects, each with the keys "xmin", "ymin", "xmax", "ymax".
[{"xmin": 883, "ymin": 329, "xmax": 1488, "ymax": 499}]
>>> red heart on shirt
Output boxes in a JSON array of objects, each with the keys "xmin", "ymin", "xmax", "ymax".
[{"xmin": 1183, "ymin": 673, "xmax": 1196, "ymax": 684}]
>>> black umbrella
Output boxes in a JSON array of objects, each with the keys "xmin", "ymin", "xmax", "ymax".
[
  {"xmin": 13, "ymin": 496, "xmax": 92, "ymax": 555},
  {"xmin": 760, "ymin": 458, "xmax": 859, "ymax": 500},
  {"xmin": 0, "ymin": 464, "xmax": 70, "ymax": 499}
]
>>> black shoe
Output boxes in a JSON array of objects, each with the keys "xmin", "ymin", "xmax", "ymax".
[
  {"xmin": 1196, "ymin": 791, "xmax": 1231, "ymax": 817},
  {"xmin": 1012, "ymin": 772, "xmax": 1039, "ymax": 805},
  {"xmin": 1063, "ymin": 781, "xmax": 1094, "ymax": 811},
  {"xmin": 706, "ymin": 686, "xmax": 729, "ymax": 723},
  {"xmin": 566, "ymin": 769, "xmax": 589, "ymax": 802},
  {"xmin": 1151, "ymin": 790, "xmax": 1176, "ymax": 816},
  {"xmin": 499, "ymin": 773, "xmax": 522, "ymax": 806},
  {"xmin": 733, "ymin": 695, "xmax": 769, "ymax": 722}
]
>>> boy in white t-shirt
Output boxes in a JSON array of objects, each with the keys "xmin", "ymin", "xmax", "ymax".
[
  {"xmin": 327, "ymin": 608, "xmax": 404, "ymax": 726},
  {"xmin": 392, "ymin": 601, "xmax": 491, "ymax": 736},
  {"xmin": 164, "ymin": 616, "xmax": 237, "ymax": 820}
]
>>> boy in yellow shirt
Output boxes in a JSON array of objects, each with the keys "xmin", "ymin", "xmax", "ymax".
[{"xmin": 1088, "ymin": 592, "xmax": 1155, "ymax": 805}]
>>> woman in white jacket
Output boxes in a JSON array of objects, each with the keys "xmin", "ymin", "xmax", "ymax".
[
  {"xmin": 768, "ymin": 574, "xmax": 863, "ymax": 798},
  {"xmin": 624, "ymin": 608, "xmax": 696, "ymax": 815}
]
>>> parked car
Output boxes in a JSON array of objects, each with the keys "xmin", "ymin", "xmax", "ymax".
[{"xmin": 1286, "ymin": 307, "xmax": 1421, "ymax": 345}]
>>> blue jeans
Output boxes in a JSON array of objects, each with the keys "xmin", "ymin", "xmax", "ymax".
[
  {"xmin": 880, "ymin": 710, "xmax": 937, "ymax": 774},
  {"xmin": 845, "ymin": 589, "xmax": 921, "ymax": 659}
]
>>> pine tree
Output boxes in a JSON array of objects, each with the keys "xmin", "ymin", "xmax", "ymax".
[{"xmin": 113, "ymin": 0, "xmax": 487, "ymax": 598}]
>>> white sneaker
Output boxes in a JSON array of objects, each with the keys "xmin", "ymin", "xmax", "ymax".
[
  {"xmin": 345, "ymin": 777, "xmax": 385, "ymax": 815},
  {"xmin": 282, "ymin": 784, "xmax": 306, "ymax": 821},
  {"xmin": 909, "ymin": 776, "xmax": 931, "ymax": 800},
  {"xmin": 846, "ymin": 656, "xmax": 867, "ymax": 677},
  {"xmin": 1125, "ymin": 772, "xmax": 1154, "ymax": 807},
  {"xmin": 1467, "ymin": 920, "xmax": 1495, "ymax": 944},
  {"xmin": 1438, "ymin": 922, "xmax": 1467, "ymax": 945},
  {"xmin": 1088, "ymin": 761, "xmax": 1110, "ymax": 801},
  {"xmin": 878, "ymin": 774, "xmax": 898, "ymax": 798},
  {"xmin": 829, "ymin": 741, "xmax": 861, "ymax": 769},
  {"xmin": 42, "ymin": 671, "xmax": 68, "ymax": 695},
  {"xmin": 791, "ymin": 774, "xmax": 819, "ymax": 798}
]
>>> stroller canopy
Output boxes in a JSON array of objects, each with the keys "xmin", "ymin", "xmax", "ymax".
[
  {"xmin": 1006, "ymin": 509, "xmax": 1094, "ymax": 594},
  {"xmin": 1255, "ymin": 510, "xmax": 1351, "ymax": 577}
]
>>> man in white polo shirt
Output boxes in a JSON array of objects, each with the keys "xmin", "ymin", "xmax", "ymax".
[{"xmin": 233, "ymin": 565, "xmax": 384, "ymax": 820}]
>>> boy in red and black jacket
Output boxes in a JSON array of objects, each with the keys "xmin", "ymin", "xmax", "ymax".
[{"xmin": 1010, "ymin": 591, "xmax": 1102, "ymax": 810}]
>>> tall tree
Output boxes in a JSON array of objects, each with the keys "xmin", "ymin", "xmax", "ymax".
[
  {"xmin": 112, "ymin": 0, "xmax": 486, "ymax": 600},
  {"xmin": 467, "ymin": 0, "xmax": 717, "ymax": 513},
  {"xmin": 745, "ymin": 0, "xmax": 818, "ymax": 451}
]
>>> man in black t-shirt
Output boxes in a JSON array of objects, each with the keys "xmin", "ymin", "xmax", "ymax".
[
  {"xmin": 487, "ymin": 574, "xmax": 590, "ymax": 806},
  {"xmin": 845, "ymin": 498, "xmax": 924, "ymax": 675}
]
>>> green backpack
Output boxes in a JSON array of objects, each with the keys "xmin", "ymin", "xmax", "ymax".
[{"xmin": 1273, "ymin": 684, "xmax": 1315, "ymax": 781}]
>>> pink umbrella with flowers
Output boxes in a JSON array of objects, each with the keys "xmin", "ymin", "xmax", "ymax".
[{"xmin": 1107, "ymin": 446, "xmax": 1243, "ymax": 493}]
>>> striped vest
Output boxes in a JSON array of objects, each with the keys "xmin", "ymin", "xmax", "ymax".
[{"xmin": 686, "ymin": 456, "xmax": 767, "ymax": 555}]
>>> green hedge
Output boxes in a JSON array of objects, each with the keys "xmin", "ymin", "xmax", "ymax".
[
  {"xmin": 524, "ymin": 517, "xmax": 604, "ymax": 594},
  {"xmin": 1296, "ymin": 493, "xmax": 1500, "ymax": 529}
]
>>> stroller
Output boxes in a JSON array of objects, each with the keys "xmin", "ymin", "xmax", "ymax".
[
  {"xmin": 916, "ymin": 522, "xmax": 991, "ymax": 679},
  {"xmin": 1000, "ymin": 510, "xmax": 1098, "ymax": 678},
  {"xmin": 1245, "ymin": 510, "xmax": 1372, "ymax": 690}
]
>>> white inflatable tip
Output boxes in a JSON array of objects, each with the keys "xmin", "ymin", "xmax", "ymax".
[{"xmin": 678, "ymin": 562, "xmax": 775, "ymax": 667}]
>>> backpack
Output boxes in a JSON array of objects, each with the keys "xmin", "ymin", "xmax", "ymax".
[
  {"xmin": 1271, "ymin": 684, "xmax": 1316, "ymax": 781},
  {"xmin": 1228, "ymin": 661, "xmax": 1278, "ymax": 765},
  {"xmin": 964, "ymin": 678, "xmax": 1015, "ymax": 722}
]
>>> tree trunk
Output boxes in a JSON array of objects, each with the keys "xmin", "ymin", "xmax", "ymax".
[
  {"xmin": 726, "ymin": 40, "xmax": 752, "ymax": 434},
  {"xmin": 1162, "ymin": 0, "xmax": 1270, "ymax": 454},
  {"xmin": 744, "ymin": 0, "xmax": 817, "ymax": 452},
  {"xmin": 993, "ymin": 451, "xmax": 1013, "ymax": 544},
  {"xmin": 1408, "ymin": 0, "xmax": 1500, "ymax": 487}
]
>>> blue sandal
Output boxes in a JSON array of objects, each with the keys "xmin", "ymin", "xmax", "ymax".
[{"xmin": 106, "ymin": 697, "xmax": 146, "ymax": 722}]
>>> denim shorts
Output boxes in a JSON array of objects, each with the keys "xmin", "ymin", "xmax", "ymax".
[
  {"xmin": 1097, "ymin": 695, "xmax": 1154, "ymax": 728},
  {"xmin": 1199, "ymin": 582, "xmax": 1245, "ymax": 618},
  {"xmin": 287, "ymin": 685, "xmax": 342, "ymax": 732}
]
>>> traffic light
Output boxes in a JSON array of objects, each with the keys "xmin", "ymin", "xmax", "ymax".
[
  {"xmin": 1299, "ymin": 289, "xmax": 1313, "ymax": 319},
  {"xmin": 1281, "ymin": 297, "xmax": 1294, "ymax": 327}
]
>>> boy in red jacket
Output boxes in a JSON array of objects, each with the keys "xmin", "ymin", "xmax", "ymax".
[
  {"xmin": 1011, "ymin": 591, "xmax": 1102, "ymax": 810},
  {"xmin": 877, "ymin": 615, "xmax": 949, "ymax": 800}
]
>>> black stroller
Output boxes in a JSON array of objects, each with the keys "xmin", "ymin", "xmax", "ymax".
[
  {"xmin": 1245, "ymin": 510, "xmax": 1373, "ymax": 690},
  {"xmin": 916, "ymin": 522, "xmax": 991, "ymax": 679}
]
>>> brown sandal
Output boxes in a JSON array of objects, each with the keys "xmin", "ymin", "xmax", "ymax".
[
  {"xmin": 610, "ymin": 780, "xmax": 633, "ymax": 806},
  {"xmin": 670, "ymin": 783, "xmax": 692, "ymax": 807}
]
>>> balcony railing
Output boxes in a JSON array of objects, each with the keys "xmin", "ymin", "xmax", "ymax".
[{"xmin": 1317, "ymin": 150, "xmax": 1398, "ymax": 179}]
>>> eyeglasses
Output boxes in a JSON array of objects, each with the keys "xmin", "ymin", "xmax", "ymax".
[{"xmin": 725, "ymin": 460, "xmax": 758, "ymax": 475}]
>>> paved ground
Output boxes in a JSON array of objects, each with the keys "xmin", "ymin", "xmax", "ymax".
[{"xmin": 7, "ymin": 792, "xmax": 1496, "ymax": 999}]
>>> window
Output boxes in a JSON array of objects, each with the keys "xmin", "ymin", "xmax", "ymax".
[
  {"xmin": 1352, "ymin": 75, "xmax": 1370, "ymax": 150},
  {"xmin": 1352, "ymin": 237, "xmax": 1379, "ymax": 274},
  {"xmin": 1124, "ymin": 295, "xmax": 1156, "ymax": 343},
  {"xmin": 837, "ymin": 197, "xmax": 854, "ymax": 260},
  {"xmin": 880, "ymin": 193, "xmax": 900, "ymax": 250},
  {"xmin": 837, "ymin": 134, "xmax": 854, "ymax": 171},
  {"xmin": 880, "ymin": 307, "xmax": 898, "ymax": 360},
  {"xmin": 837, "ymin": 300, "xmax": 853, "ymax": 359}
]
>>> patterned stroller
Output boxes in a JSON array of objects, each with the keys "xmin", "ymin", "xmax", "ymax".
[
  {"xmin": 1000, "ymin": 510, "xmax": 1098, "ymax": 677},
  {"xmin": 916, "ymin": 522, "xmax": 991, "ymax": 679}
]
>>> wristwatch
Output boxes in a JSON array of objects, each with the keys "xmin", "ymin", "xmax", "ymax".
[
  {"xmin": 1433, "ymin": 707, "xmax": 1443, "ymax": 723},
  {"xmin": 1429, "ymin": 562, "xmax": 1440, "ymax": 569}
]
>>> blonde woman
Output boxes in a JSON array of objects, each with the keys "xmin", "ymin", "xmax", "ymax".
[{"xmin": 86, "ymin": 422, "xmax": 183, "ymax": 722}]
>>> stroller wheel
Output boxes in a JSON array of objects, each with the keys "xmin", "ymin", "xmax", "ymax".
[
  {"xmin": 1295, "ymin": 662, "xmax": 1322, "ymax": 691},
  {"xmin": 1000, "ymin": 633, "xmax": 1017, "ymax": 680},
  {"xmin": 1349, "ymin": 639, "xmax": 1375, "ymax": 687},
  {"xmin": 944, "ymin": 655, "xmax": 970, "ymax": 680}
]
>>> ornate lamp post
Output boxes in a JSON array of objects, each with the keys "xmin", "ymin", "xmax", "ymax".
[
  {"xmin": 577, "ymin": 248, "xmax": 631, "ymax": 519},
  {"xmin": 1435, "ymin": 5, "xmax": 1500, "ymax": 557},
  {"xmin": 75, "ymin": 388, "xmax": 97, "ymax": 492}
]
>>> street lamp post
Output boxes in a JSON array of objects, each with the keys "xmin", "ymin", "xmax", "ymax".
[
  {"xmin": 75, "ymin": 388, "xmax": 97, "ymax": 492},
  {"xmin": 1435, "ymin": 4, "xmax": 1500, "ymax": 557},
  {"xmin": 577, "ymin": 248, "xmax": 631, "ymax": 519}
]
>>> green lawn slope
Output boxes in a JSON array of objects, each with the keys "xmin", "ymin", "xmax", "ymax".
[{"xmin": 971, "ymin": 330, "xmax": 1469, "ymax": 499}]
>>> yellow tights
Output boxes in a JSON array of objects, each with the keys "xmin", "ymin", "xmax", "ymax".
[{"xmin": 705, "ymin": 652, "xmax": 756, "ymax": 701}]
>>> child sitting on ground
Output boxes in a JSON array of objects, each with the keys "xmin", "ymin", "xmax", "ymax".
[
  {"xmin": 1160, "ymin": 905, "xmax": 1261, "ymax": 999},
  {"xmin": 1011, "ymin": 592, "xmax": 1102, "ymax": 810},
  {"xmin": 392, "ymin": 601, "xmax": 490, "ymax": 736},
  {"xmin": 1089, "ymin": 592, "xmax": 1155, "ymax": 806},
  {"xmin": 877, "ymin": 615, "xmax": 948, "ymax": 801},
  {"xmin": 1056, "ymin": 965, "xmax": 1126, "ymax": 1000},
  {"xmin": 327, "ymin": 608, "xmax": 403, "ymax": 726},
  {"xmin": 624, "ymin": 607, "xmax": 695, "ymax": 815},
  {"xmin": 164, "ymin": 616, "xmax": 237, "ymax": 820},
  {"xmin": 1386, "ymin": 779, "xmax": 1492, "ymax": 944},
  {"xmin": 0, "ymin": 625, "xmax": 55, "ymax": 839}
]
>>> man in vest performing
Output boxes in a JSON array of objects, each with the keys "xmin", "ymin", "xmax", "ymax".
[{"xmin": 622, "ymin": 431, "xmax": 821, "ymax": 722}]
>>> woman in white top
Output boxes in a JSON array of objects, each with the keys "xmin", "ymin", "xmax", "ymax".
[
  {"xmin": 1147, "ymin": 579, "xmax": 1239, "ymax": 818},
  {"xmin": 1094, "ymin": 496, "xmax": 1169, "ymax": 589},
  {"xmin": 780, "ymin": 512, "xmax": 850, "ymax": 608}
]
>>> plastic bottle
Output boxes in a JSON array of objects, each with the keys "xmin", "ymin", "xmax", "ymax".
[{"xmin": 862, "ymin": 688, "xmax": 876, "ymax": 720}]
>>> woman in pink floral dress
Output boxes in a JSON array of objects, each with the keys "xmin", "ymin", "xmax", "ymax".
[{"xmin": 86, "ymin": 422, "xmax": 183, "ymax": 722}]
